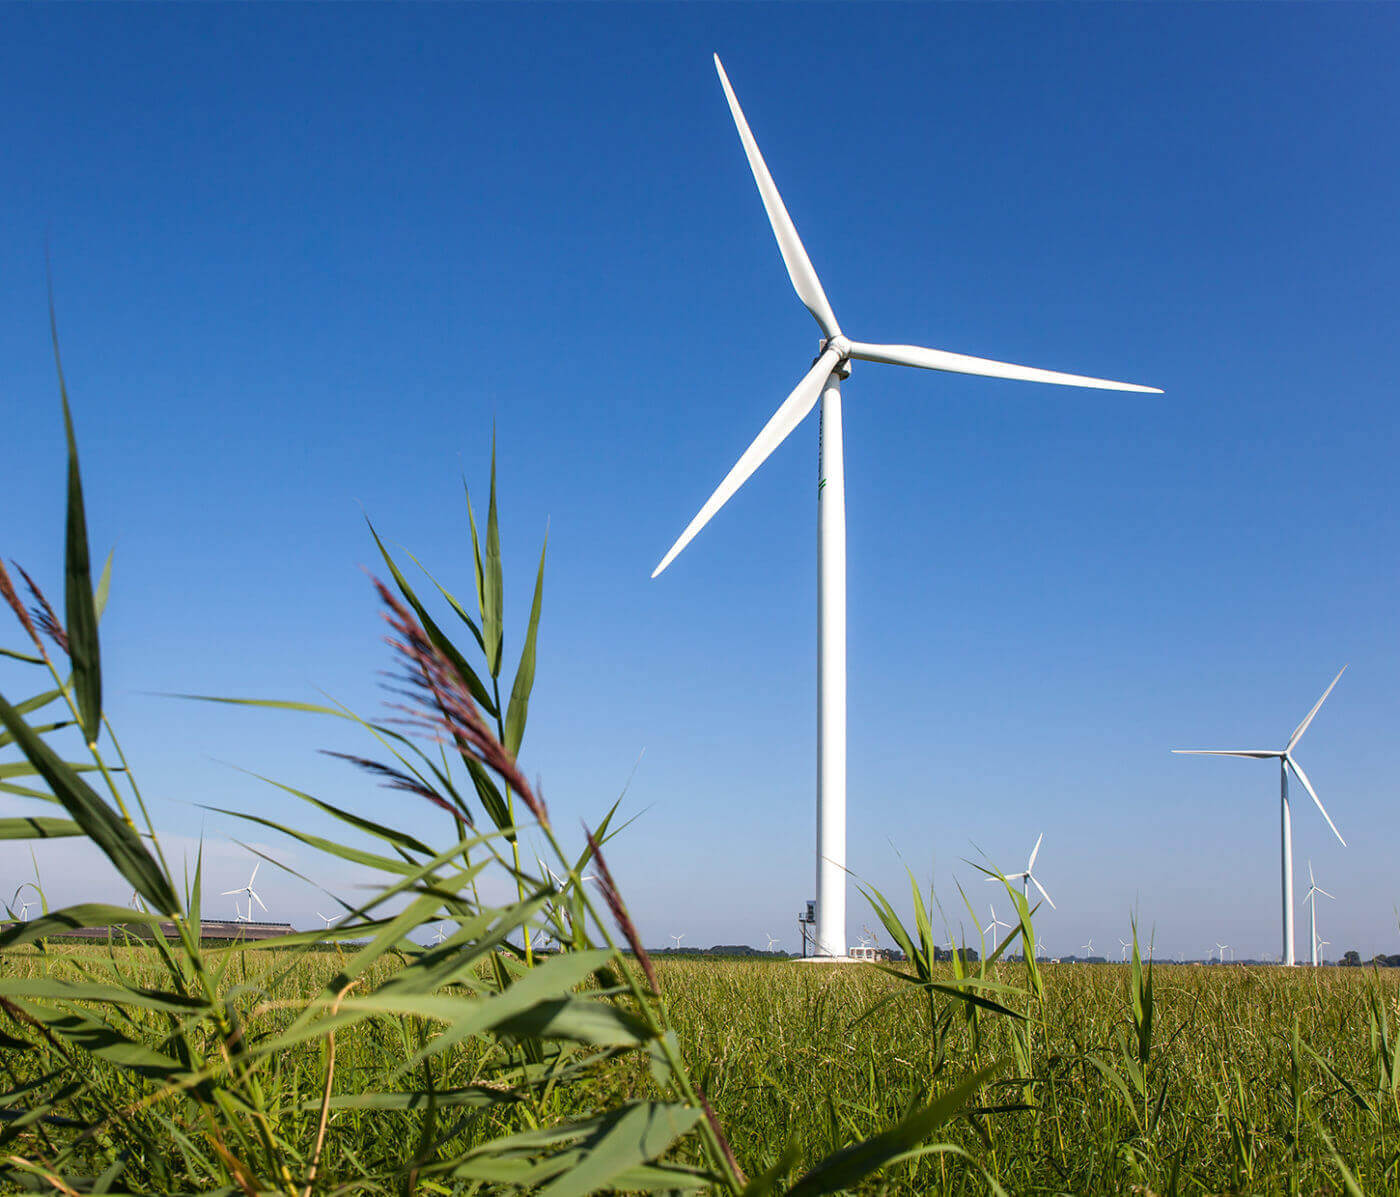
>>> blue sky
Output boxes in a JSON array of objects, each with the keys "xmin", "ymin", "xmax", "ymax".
[{"xmin": 2, "ymin": 4, "xmax": 1397, "ymax": 960}]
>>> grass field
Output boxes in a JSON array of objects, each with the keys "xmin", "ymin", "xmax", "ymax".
[{"xmin": 2, "ymin": 942, "xmax": 1396, "ymax": 1194}]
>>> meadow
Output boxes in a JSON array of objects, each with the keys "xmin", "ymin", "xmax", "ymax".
[{"xmin": 0, "ymin": 942, "xmax": 1396, "ymax": 1193}]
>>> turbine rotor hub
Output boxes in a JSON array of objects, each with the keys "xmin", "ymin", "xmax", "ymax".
[{"xmin": 821, "ymin": 335, "xmax": 854, "ymax": 378}]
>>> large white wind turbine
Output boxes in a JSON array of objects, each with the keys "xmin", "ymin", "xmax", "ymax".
[
  {"xmin": 653, "ymin": 55, "xmax": 1161, "ymax": 959},
  {"xmin": 1174, "ymin": 667, "xmax": 1347, "ymax": 967},
  {"xmin": 1303, "ymin": 861, "xmax": 1335, "ymax": 968}
]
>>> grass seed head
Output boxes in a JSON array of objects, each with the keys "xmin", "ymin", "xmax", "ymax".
[
  {"xmin": 372, "ymin": 575, "xmax": 547, "ymax": 827},
  {"xmin": 14, "ymin": 563, "xmax": 68, "ymax": 655},
  {"xmin": 0, "ymin": 560, "xmax": 44, "ymax": 653}
]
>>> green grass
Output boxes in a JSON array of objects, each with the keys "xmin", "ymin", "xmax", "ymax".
[{"xmin": 1, "ymin": 944, "xmax": 1395, "ymax": 1193}]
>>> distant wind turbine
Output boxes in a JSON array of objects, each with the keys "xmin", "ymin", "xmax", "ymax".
[
  {"xmin": 983, "ymin": 904, "xmax": 1012, "ymax": 947},
  {"xmin": 1303, "ymin": 861, "xmax": 1335, "ymax": 968},
  {"xmin": 1174, "ymin": 666, "xmax": 1348, "ymax": 967},
  {"xmin": 669, "ymin": 933, "xmax": 685, "ymax": 951},
  {"xmin": 1000, "ymin": 833, "xmax": 1056, "ymax": 909},
  {"xmin": 652, "ymin": 54, "xmax": 1162, "ymax": 960},
  {"xmin": 317, "ymin": 912, "xmax": 335, "ymax": 929},
  {"xmin": 1081, "ymin": 937, "xmax": 1095, "ymax": 960},
  {"xmin": 765, "ymin": 934, "xmax": 780, "ymax": 952},
  {"xmin": 1119, "ymin": 938, "xmax": 1131, "ymax": 962},
  {"xmin": 222, "ymin": 864, "xmax": 267, "ymax": 922}
]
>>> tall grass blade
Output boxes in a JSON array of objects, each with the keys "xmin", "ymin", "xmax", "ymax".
[
  {"xmin": 49, "ymin": 298, "xmax": 101, "ymax": 745},
  {"xmin": 0, "ymin": 693, "xmax": 176, "ymax": 913},
  {"xmin": 504, "ymin": 529, "xmax": 546, "ymax": 757}
]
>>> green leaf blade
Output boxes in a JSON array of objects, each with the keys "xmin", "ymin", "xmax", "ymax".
[{"xmin": 50, "ymin": 303, "xmax": 102, "ymax": 745}]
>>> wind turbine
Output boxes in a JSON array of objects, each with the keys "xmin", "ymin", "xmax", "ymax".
[
  {"xmin": 765, "ymin": 934, "xmax": 781, "ymax": 952},
  {"xmin": 1316, "ymin": 939, "xmax": 1330, "ymax": 964},
  {"xmin": 1080, "ymin": 937, "xmax": 1095, "ymax": 961},
  {"xmin": 222, "ymin": 864, "xmax": 267, "ymax": 922},
  {"xmin": 1174, "ymin": 666, "xmax": 1347, "ymax": 966},
  {"xmin": 234, "ymin": 899, "xmax": 250, "ymax": 924},
  {"xmin": 651, "ymin": 55, "xmax": 1162, "ymax": 960},
  {"xmin": 1303, "ymin": 861, "xmax": 1335, "ymax": 967},
  {"xmin": 1214, "ymin": 942, "xmax": 1232, "ymax": 964},
  {"xmin": 1000, "ymin": 833, "xmax": 1056, "ymax": 909},
  {"xmin": 1119, "ymin": 937, "xmax": 1131, "ymax": 962},
  {"xmin": 317, "ymin": 912, "xmax": 335, "ymax": 929},
  {"xmin": 670, "ymin": 933, "xmax": 685, "ymax": 951},
  {"xmin": 431, "ymin": 924, "xmax": 447, "ymax": 946},
  {"xmin": 983, "ymin": 904, "xmax": 1012, "ymax": 947}
]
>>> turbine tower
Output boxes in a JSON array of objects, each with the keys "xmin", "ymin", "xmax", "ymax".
[
  {"xmin": 1174, "ymin": 667, "xmax": 1347, "ymax": 966},
  {"xmin": 653, "ymin": 55, "xmax": 1161, "ymax": 958},
  {"xmin": 1303, "ymin": 861, "xmax": 1335, "ymax": 968}
]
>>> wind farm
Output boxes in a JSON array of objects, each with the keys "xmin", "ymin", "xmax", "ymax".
[{"xmin": 0, "ymin": 8, "xmax": 1395, "ymax": 1194}]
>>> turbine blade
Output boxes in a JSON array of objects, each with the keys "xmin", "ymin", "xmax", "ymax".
[
  {"xmin": 1287, "ymin": 665, "xmax": 1347, "ymax": 751},
  {"xmin": 1317, "ymin": 887, "xmax": 1336, "ymax": 900},
  {"xmin": 843, "ymin": 340, "xmax": 1161, "ymax": 393},
  {"xmin": 652, "ymin": 347, "xmax": 841, "ymax": 577},
  {"xmin": 252, "ymin": 891, "xmax": 268, "ymax": 912},
  {"xmin": 1286, "ymin": 756, "xmax": 1346, "ymax": 847},
  {"xmin": 1308, "ymin": 860, "xmax": 1315, "ymax": 886},
  {"xmin": 1171, "ymin": 749, "xmax": 1283, "ymax": 758},
  {"xmin": 713, "ymin": 55, "xmax": 840, "ymax": 338},
  {"xmin": 1031, "ymin": 875, "xmax": 1057, "ymax": 910},
  {"xmin": 219, "ymin": 888, "xmax": 240, "ymax": 896},
  {"xmin": 250, "ymin": 863, "xmax": 260, "ymax": 883},
  {"xmin": 1028, "ymin": 832, "xmax": 1043, "ymax": 872}
]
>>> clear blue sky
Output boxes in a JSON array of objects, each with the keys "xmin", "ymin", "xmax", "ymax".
[{"xmin": 2, "ymin": 4, "xmax": 1396, "ymax": 960}]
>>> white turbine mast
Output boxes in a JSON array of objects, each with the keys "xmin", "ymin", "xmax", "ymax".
[
  {"xmin": 1174, "ymin": 666, "xmax": 1347, "ymax": 966},
  {"xmin": 222, "ymin": 863, "xmax": 268, "ymax": 923},
  {"xmin": 1303, "ymin": 860, "xmax": 1335, "ymax": 968},
  {"xmin": 1000, "ymin": 833, "xmax": 1056, "ymax": 909},
  {"xmin": 652, "ymin": 55, "xmax": 1161, "ymax": 960}
]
